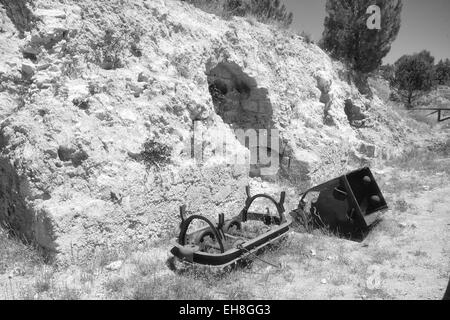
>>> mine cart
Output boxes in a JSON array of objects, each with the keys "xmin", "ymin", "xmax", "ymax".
[
  {"xmin": 290, "ymin": 167, "xmax": 388, "ymax": 239},
  {"xmin": 170, "ymin": 187, "xmax": 292, "ymax": 267}
]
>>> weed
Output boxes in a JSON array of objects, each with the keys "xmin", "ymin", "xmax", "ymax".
[
  {"xmin": 104, "ymin": 276, "xmax": 126, "ymax": 294},
  {"xmin": 336, "ymin": 244, "xmax": 351, "ymax": 266},
  {"xmin": 370, "ymin": 247, "xmax": 399, "ymax": 265},
  {"xmin": 300, "ymin": 31, "xmax": 314, "ymax": 44},
  {"xmin": 226, "ymin": 282, "xmax": 253, "ymax": 300},
  {"xmin": 88, "ymin": 23, "xmax": 143, "ymax": 70},
  {"xmin": 80, "ymin": 270, "xmax": 95, "ymax": 285},
  {"xmin": 330, "ymin": 272, "xmax": 350, "ymax": 286},
  {"xmin": 130, "ymin": 274, "xmax": 213, "ymax": 300},
  {"xmin": 412, "ymin": 250, "xmax": 429, "ymax": 258},
  {"xmin": 394, "ymin": 199, "xmax": 409, "ymax": 213},
  {"xmin": 0, "ymin": 227, "xmax": 45, "ymax": 275},
  {"xmin": 131, "ymin": 255, "xmax": 159, "ymax": 277},
  {"xmin": 57, "ymin": 285, "xmax": 82, "ymax": 300},
  {"xmin": 139, "ymin": 139, "xmax": 172, "ymax": 169},
  {"xmin": 34, "ymin": 267, "xmax": 54, "ymax": 293},
  {"xmin": 94, "ymin": 247, "xmax": 121, "ymax": 269}
]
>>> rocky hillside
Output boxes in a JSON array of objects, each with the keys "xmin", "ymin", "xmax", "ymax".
[{"xmin": 0, "ymin": 0, "xmax": 441, "ymax": 262}]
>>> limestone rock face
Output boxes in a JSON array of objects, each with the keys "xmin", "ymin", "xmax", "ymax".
[{"xmin": 0, "ymin": 0, "xmax": 438, "ymax": 262}]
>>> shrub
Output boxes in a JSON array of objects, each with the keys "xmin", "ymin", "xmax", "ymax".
[
  {"xmin": 390, "ymin": 50, "xmax": 435, "ymax": 108},
  {"xmin": 300, "ymin": 31, "xmax": 314, "ymax": 44},
  {"xmin": 183, "ymin": 0, "xmax": 293, "ymax": 27},
  {"xmin": 34, "ymin": 267, "xmax": 54, "ymax": 293},
  {"xmin": 89, "ymin": 23, "xmax": 143, "ymax": 70},
  {"xmin": 139, "ymin": 139, "xmax": 172, "ymax": 169}
]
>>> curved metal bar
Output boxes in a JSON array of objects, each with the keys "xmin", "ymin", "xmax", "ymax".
[
  {"xmin": 178, "ymin": 215, "xmax": 225, "ymax": 253},
  {"xmin": 299, "ymin": 181, "xmax": 337, "ymax": 204},
  {"xmin": 246, "ymin": 194, "xmax": 282, "ymax": 211},
  {"xmin": 242, "ymin": 189, "xmax": 286, "ymax": 225}
]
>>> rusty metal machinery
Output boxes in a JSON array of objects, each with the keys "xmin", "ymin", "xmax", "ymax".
[
  {"xmin": 170, "ymin": 187, "xmax": 291, "ymax": 267},
  {"xmin": 290, "ymin": 167, "xmax": 388, "ymax": 239},
  {"xmin": 170, "ymin": 167, "xmax": 388, "ymax": 267}
]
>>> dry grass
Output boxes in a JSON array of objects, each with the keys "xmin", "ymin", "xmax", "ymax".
[
  {"xmin": 380, "ymin": 143, "xmax": 450, "ymax": 196},
  {"xmin": 130, "ymin": 274, "xmax": 213, "ymax": 300},
  {"xmin": 1, "ymin": 137, "xmax": 449, "ymax": 300},
  {"xmin": 392, "ymin": 148, "xmax": 450, "ymax": 173},
  {"xmin": 34, "ymin": 267, "xmax": 54, "ymax": 294},
  {"xmin": 369, "ymin": 247, "xmax": 400, "ymax": 265},
  {"xmin": 0, "ymin": 228, "xmax": 46, "ymax": 275}
]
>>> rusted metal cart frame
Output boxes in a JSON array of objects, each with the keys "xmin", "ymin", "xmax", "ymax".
[{"xmin": 170, "ymin": 187, "xmax": 291, "ymax": 267}]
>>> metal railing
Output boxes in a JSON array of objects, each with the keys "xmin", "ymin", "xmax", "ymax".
[{"xmin": 412, "ymin": 108, "xmax": 450, "ymax": 122}]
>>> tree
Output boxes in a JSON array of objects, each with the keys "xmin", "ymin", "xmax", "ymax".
[
  {"xmin": 321, "ymin": 0, "xmax": 402, "ymax": 74},
  {"xmin": 390, "ymin": 50, "xmax": 435, "ymax": 108},
  {"xmin": 434, "ymin": 59, "xmax": 450, "ymax": 85},
  {"xmin": 379, "ymin": 64, "xmax": 395, "ymax": 81}
]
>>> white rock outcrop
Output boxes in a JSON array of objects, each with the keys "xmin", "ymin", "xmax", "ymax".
[{"xmin": 0, "ymin": 0, "xmax": 438, "ymax": 262}]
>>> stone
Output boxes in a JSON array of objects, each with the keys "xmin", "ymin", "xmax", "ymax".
[
  {"xmin": 105, "ymin": 260, "xmax": 123, "ymax": 271},
  {"xmin": 34, "ymin": 9, "xmax": 67, "ymax": 19},
  {"xmin": 315, "ymin": 71, "xmax": 332, "ymax": 94},
  {"xmin": 21, "ymin": 62, "xmax": 35, "ymax": 79},
  {"xmin": 138, "ymin": 72, "xmax": 150, "ymax": 83},
  {"xmin": 359, "ymin": 143, "xmax": 376, "ymax": 158}
]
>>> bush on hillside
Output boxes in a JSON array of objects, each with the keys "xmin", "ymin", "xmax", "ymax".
[
  {"xmin": 140, "ymin": 139, "xmax": 172, "ymax": 169},
  {"xmin": 182, "ymin": 0, "xmax": 293, "ymax": 27},
  {"xmin": 89, "ymin": 23, "xmax": 143, "ymax": 70}
]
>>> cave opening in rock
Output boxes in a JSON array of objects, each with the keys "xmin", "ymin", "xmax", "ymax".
[{"xmin": 206, "ymin": 62, "xmax": 280, "ymax": 178}]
